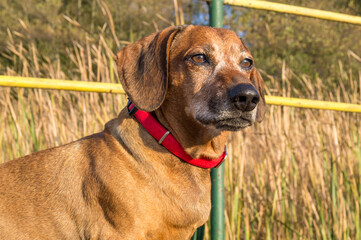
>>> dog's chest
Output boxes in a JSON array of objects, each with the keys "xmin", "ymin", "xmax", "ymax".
[
  {"xmin": 82, "ymin": 173, "xmax": 212, "ymax": 240},
  {"xmin": 124, "ymin": 166, "xmax": 212, "ymax": 239},
  {"xmin": 140, "ymin": 177, "xmax": 212, "ymax": 239},
  {"xmin": 162, "ymin": 182, "xmax": 212, "ymax": 225}
]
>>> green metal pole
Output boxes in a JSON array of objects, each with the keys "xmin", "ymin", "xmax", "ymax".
[
  {"xmin": 191, "ymin": 3, "xmax": 224, "ymax": 239},
  {"xmin": 209, "ymin": 0, "xmax": 224, "ymax": 28},
  {"xmin": 192, "ymin": 2, "xmax": 224, "ymax": 240},
  {"xmin": 209, "ymin": 1, "xmax": 225, "ymax": 240},
  {"xmin": 211, "ymin": 165, "xmax": 225, "ymax": 240}
]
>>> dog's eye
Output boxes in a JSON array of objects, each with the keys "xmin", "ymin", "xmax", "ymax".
[
  {"xmin": 241, "ymin": 58, "xmax": 253, "ymax": 69},
  {"xmin": 191, "ymin": 54, "xmax": 208, "ymax": 64}
]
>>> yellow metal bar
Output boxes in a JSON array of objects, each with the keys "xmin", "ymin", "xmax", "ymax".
[
  {"xmin": 224, "ymin": 0, "xmax": 361, "ymax": 25},
  {"xmin": 265, "ymin": 96, "xmax": 361, "ymax": 113},
  {"xmin": 1, "ymin": 76, "xmax": 361, "ymax": 113},
  {"xmin": 0, "ymin": 76, "xmax": 125, "ymax": 94}
]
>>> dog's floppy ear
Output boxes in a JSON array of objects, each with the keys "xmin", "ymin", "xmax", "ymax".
[
  {"xmin": 252, "ymin": 68, "xmax": 266, "ymax": 122},
  {"xmin": 116, "ymin": 26, "xmax": 180, "ymax": 112}
]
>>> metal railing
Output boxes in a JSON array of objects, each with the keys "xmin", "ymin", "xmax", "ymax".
[
  {"xmin": 1, "ymin": 76, "xmax": 361, "ymax": 113},
  {"xmin": 224, "ymin": 0, "xmax": 361, "ymax": 25}
]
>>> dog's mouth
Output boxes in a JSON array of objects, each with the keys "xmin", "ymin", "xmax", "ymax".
[
  {"xmin": 214, "ymin": 117, "xmax": 252, "ymax": 131},
  {"xmin": 197, "ymin": 116, "xmax": 253, "ymax": 131},
  {"xmin": 191, "ymin": 96, "xmax": 258, "ymax": 131}
]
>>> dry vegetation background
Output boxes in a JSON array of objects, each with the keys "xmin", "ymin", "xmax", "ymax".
[{"xmin": 1, "ymin": 0, "xmax": 361, "ymax": 239}]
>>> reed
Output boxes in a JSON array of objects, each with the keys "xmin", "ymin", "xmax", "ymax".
[{"xmin": 1, "ymin": 25, "xmax": 361, "ymax": 240}]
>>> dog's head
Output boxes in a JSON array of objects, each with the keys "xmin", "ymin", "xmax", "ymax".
[{"xmin": 116, "ymin": 25, "xmax": 265, "ymax": 132}]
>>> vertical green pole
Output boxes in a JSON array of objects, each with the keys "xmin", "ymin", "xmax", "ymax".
[
  {"xmin": 211, "ymin": 165, "xmax": 225, "ymax": 240},
  {"xmin": 192, "ymin": 2, "xmax": 224, "ymax": 240},
  {"xmin": 209, "ymin": 1, "xmax": 225, "ymax": 240},
  {"xmin": 209, "ymin": 0, "xmax": 224, "ymax": 28}
]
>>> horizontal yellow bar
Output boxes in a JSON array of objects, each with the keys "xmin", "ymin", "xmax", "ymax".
[
  {"xmin": 265, "ymin": 96, "xmax": 361, "ymax": 113},
  {"xmin": 224, "ymin": 0, "xmax": 361, "ymax": 25},
  {"xmin": 1, "ymin": 76, "xmax": 361, "ymax": 113},
  {"xmin": 0, "ymin": 75, "xmax": 124, "ymax": 94}
]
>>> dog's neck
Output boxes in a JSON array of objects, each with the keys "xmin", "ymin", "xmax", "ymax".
[
  {"xmin": 154, "ymin": 104, "xmax": 229, "ymax": 160},
  {"xmin": 105, "ymin": 108, "xmax": 213, "ymax": 232}
]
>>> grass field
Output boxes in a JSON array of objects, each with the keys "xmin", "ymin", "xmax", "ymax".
[{"xmin": 1, "ymin": 27, "xmax": 361, "ymax": 239}]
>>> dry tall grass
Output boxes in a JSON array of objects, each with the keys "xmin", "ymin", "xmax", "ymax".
[{"xmin": 1, "ymin": 26, "xmax": 361, "ymax": 240}]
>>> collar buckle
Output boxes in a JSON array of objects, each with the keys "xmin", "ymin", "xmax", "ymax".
[
  {"xmin": 158, "ymin": 131, "xmax": 170, "ymax": 144},
  {"xmin": 127, "ymin": 100, "xmax": 138, "ymax": 116}
]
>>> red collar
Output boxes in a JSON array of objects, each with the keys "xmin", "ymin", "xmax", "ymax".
[{"xmin": 127, "ymin": 101, "xmax": 227, "ymax": 169}]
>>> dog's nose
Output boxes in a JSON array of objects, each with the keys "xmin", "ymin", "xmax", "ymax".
[{"xmin": 229, "ymin": 84, "xmax": 260, "ymax": 111}]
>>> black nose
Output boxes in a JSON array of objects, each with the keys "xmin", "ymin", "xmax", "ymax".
[{"xmin": 229, "ymin": 84, "xmax": 260, "ymax": 111}]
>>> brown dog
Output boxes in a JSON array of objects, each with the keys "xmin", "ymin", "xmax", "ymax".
[{"xmin": 0, "ymin": 25, "xmax": 265, "ymax": 239}]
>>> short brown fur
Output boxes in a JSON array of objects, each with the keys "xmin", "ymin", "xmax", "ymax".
[{"xmin": 0, "ymin": 25, "xmax": 265, "ymax": 239}]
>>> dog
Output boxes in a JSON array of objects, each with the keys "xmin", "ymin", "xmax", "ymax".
[{"xmin": 0, "ymin": 25, "xmax": 265, "ymax": 239}]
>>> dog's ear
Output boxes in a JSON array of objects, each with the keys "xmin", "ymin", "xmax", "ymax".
[
  {"xmin": 252, "ymin": 68, "xmax": 266, "ymax": 122},
  {"xmin": 116, "ymin": 26, "xmax": 180, "ymax": 112}
]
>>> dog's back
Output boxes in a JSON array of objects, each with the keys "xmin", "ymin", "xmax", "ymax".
[
  {"xmin": 0, "ymin": 133, "xmax": 104, "ymax": 239},
  {"xmin": 0, "ymin": 131, "xmax": 144, "ymax": 239}
]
